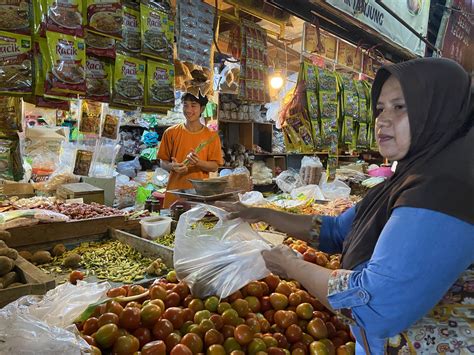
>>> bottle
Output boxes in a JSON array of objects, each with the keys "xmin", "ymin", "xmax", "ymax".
[
  {"xmin": 173, "ymin": 204, "xmax": 185, "ymax": 220},
  {"xmin": 144, "ymin": 199, "xmax": 152, "ymax": 212},
  {"xmin": 151, "ymin": 200, "xmax": 161, "ymax": 214}
]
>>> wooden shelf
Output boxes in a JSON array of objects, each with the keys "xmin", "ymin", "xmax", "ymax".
[{"xmin": 218, "ymin": 119, "xmax": 274, "ymax": 125}]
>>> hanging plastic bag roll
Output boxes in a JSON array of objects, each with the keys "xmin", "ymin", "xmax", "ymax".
[{"xmin": 174, "ymin": 205, "xmax": 271, "ymax": 299}]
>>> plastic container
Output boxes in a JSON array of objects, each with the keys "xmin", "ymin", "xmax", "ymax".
[{"xmin": 140, "ymin": 216, "xmax": 172, "ymax": 240}]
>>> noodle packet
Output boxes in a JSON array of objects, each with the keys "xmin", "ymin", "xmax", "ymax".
[
  {"xmin": 85, "ymin": 0, "xmax": 122, "ymax": 40},
  {"xmin": 45, "ymin": 31, "xmax": 86, "ymax": 96},
  {"xmin": 85, "ymin": 30, "xmax": 116, "ymax": 58},
  {"xmin": 101, "ymin": 112, "xmax": 120, "ymax": 140},
  {"xmin": 117, "ymin": 5, "xmax": 140, "ymax": 54},
  {"xmin": 140, "ymin": 3, "xmax": 173, "ymax": 61},
  {"xmin": 112, "ymin": 53, "xmax": 145, "ymax": 107},
  {"xmin": 145, "ymin": 60, "xmax": 174, "ymax": 108},
  {"xmin": 0, "ymin": 0, "xmax": 31, "ymax": 35},
  {"xmin": 43, "ymin": 0, "xmax": 84, "ymax": 37},
  {"xmin": 0, "ymin": 31, "xmax": 32, "ymax": 94},
  {"xmin": 73, "ymin": 149, "xmax": 93, "ymax": 176},
  {"xmin": 85, "ymin": 56, "xmax": 112, "ymax": 102}
]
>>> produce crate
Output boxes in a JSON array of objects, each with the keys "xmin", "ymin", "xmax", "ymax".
[
  {"xmin": 6, "ymin": 216, "xmax": 141, "ymax": 249},
  {"xmin": 0, "ymin": 255, "xmax": 55, "ymax": 308}
]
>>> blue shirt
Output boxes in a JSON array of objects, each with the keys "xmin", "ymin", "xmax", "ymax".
[{"xmin": 319, "ymin": 206, "xmax": 474, "ymax": 354}]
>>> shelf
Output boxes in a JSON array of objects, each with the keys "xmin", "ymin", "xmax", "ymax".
[{"xmin": 218, "ymin": 119, "xmax": 274, "ymax": 125}]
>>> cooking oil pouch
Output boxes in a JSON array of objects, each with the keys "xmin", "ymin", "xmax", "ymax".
[
  {"xmin": 44, "ymin": 0, "xmax": 83, "ymax": 37},
  {"xmin": 45, "ymin": 31, "xmax": 86, "ymax": 96},
  {"xmin": 0, "ymin": 31, "xmax": 32, "ymax": 94},
  {"xmin": 145, "ymin": 60, "xmax": 174, "ymax": 108},
  {"xmin": 112, "ymin": 53, "xmax": 145, "ymax": 107},
  {"xmin": 85, "ymin": 0, "xmax": 122, "ymax": 40},
  {"xmin": 85, "ymin": 30, "xmax": 115, "ymax": 58},
  {"xmin": 140, "ymin": 3, "xmax": 173, "ymax": 61},
  {"xmin": 117, "ymin": 5, "xmax": 140, "ymax": 54},
  {"xmin": 0, "ymin": 0, "xmax": 31, "ymax": 35},
  {"xmin": 85, "ymin": 56, "xmax": 112, "ymax": 102}
]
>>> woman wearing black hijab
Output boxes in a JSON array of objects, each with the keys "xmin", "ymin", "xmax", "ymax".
[{"xmin": 218, "ymin": 58, "xmax": 473, "ymax": 354}]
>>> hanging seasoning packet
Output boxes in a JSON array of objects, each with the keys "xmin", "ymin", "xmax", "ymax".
[
  {"xmin": 112, "ymin": 53, "xmax": 145, "ymax": 107},
  {"xmin": 44, "ymin": 0, "xmax": 83, "ymax": 37},
  {"xmin": 85, "ymin": 30, "xmax": 115, "ymax": 58},
  {"xmin": 117, "ymin": 5, "xmax": 140, "ymax": 54},
  {"xmin": 85, "ymin": 0, "xmax": 122, "ymax": 40},
  {"xmin": 85, "ymin": 56, "xmax": 112, "ymax": 102},
  {"xmin": 140, "ymin": 3, "xmax": 173, "ymax": 61},
  {"xmin": 145, "ymin": 60, "xmax": 174, "ymax": 108},
  {"xmin": 73, "ymin": 149, "xmax": 93, "ymax": 176},
  {"xmin": 0, "ymin": 96, "xmax": 22, "ymax": 133},
  {"xmin": 101, "ymin": 113, "xmax": 119, "ymax": 140},
  {"xmin": 0, "ymin": 0, "xmax": 31, "ymax": 35},
  {"xmin": 0, "ymin": 31, "xmax": 32, "ymax": 94},
  {"xmin": 45, "ymin": 31, "xmax": 86, "ymax": 96},
  {"xmin": 80, "ymin": 99, "xmax": 102, "ymax": 135}
]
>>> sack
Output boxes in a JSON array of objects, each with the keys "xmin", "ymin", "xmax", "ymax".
[{"xmin": 174, "ymin": 205, "xmax": 271, "ymax": 299}]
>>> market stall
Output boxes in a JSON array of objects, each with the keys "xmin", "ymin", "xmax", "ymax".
[{"xmin": 0, "ymin": 0, "xmax": 444, "ymax": 353}]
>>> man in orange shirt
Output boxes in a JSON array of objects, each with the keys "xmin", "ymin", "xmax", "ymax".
[{"xmin": 158, "ymin": 93, "xmax": 223, "ymax": 208}]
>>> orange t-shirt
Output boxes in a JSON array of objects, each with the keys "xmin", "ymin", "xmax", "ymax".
[{"xmin": 158, "ymin": 124, "xmax": 223, "ymax": 208}]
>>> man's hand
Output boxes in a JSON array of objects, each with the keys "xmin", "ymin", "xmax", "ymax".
[
  {"xmin": 185, "ymin": 150, "xmax": 200, "ymax": 167},
  {"xmin": 171, "ymin": 157, "xmax": 188, "ymax": 175}
]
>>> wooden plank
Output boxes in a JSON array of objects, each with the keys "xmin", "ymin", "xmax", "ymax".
[
  {"xmin": 110, "ymin": 229, "xmax": 174, "ymax": 268},
  {"xmin": 7, "ymin": 217, "xmax": 141, "ymax": 249},
  {"xmin": 0, "ymin": 256, "xmax": 55, "ymax": 307}
]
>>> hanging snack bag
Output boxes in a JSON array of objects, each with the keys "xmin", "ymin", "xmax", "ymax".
[
  {"xmin": 0, "ymin": 0, "xmax": 31, "ymax": 35},
  {"xmin": 85, "ymin": 0, "xmax": 122, "ymax": 39},
  {"xmin": 44, "ymin": 0, "xmax": 83, "ymax": 37},
  {"xmin": 85, "ymin": 56, "xmax": 112, "ymax": 102},
  {"xmin": 145, "ymin": 60, "xmax": 174, "ymax": 108},
  {"xmin": 85, "ymin": 30, "xmax": 115, "ymax": 58},
  {"xmin": 0, "ymin": 31, "xmax": 32, "ymax": 95},
  {"xmin": 0, "ymin": 97, "xmax": 22, "ymax": 134},
  {"xmin": 117, "ymin": 5, "xmax": 140, "ymax": 54},
  {"xmin": 73, "ymin": 149, "xmax": 93, "ymax": 176},
  {"xmin": 140, "ymin": 3, "xmax": 173, "ymax": 61},
  {"xmin": 80, "ymin": 99, "xmax": 102, "ymax": 135},
  {"xmin": 101, "ymin": 112, "xmax": 119, "ymax": 140},
  {"xmin": 112, "ymin": 53, "xmax": 145, "ymax": 107},
  {"xmin": 45, "ymin": 31, "xmax": 86, "ymax": 96}
]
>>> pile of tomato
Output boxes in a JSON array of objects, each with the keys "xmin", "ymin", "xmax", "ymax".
[
  {"xmin": 76, "ymin": 271, "xmax": 355, "ymax": 355},
  {"xmin": 285, "ymin": 238, "xmax": 341, "ymax": 270}
]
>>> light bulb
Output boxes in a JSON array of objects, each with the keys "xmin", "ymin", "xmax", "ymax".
[{"xmin": 270, "ymin": 75, "xmax": 284, "ymax": 89}]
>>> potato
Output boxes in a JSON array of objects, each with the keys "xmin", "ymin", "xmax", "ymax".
[
  {"xmin": 0, "ymin": 247, "xmax": 18, "ymax": 260},
  {"xmin": 0, "ymin": 230, "xmax": 11, "ymax": 242},
  {"xmin": 0, "ymin": 240, "xmax": 7, "ymax": 248},
  {"xmin": 63, "ymin": 253, "xmax": 82, "ymax": 268},
  {"xmin": 0, "ymin": 256, "xmax": 14, "ymax": 276},
  {"xmin": 18, "ymin": 250, "xmax": 33, "ymax": 261},
  {"xmin": 8, "ymin": 282, "xmax": 24, "ymax": 288},
  {"xmin": 52, "ymin": 244, "xmax": 66, "ymax": 257},
  {"xmin": 0, "ymin": 271, "xmax": 18, "ymax": 289},
  {"xmin": 31, "ymin": 251, "xmax": 52, "ymax": 265}
]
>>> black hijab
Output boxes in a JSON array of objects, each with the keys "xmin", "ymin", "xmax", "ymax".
[{"xmin": 341, "ymin": 58, "xmax": 473, "ymax": 270}]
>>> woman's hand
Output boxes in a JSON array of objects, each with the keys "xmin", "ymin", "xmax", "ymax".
[
  {"xmin": 262, "ymin": 245, "xmax": 300, "ymax": 279},
  {"xmin": 171, "ymin": 158, "xmax": 188, "ymax": 175},
  {"xmin": 215, "ymin": 201, "xmax": 265, "ymax": 223}
]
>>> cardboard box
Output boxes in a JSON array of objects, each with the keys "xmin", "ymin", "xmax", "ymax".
[
  {"xmin": 81, "ymin": 176, "xmax": 116, "ymax": 207},
  {"xmin": 57, "ymin": 183, "xmax": 104, "ymax": 205},
  {"xmin": 2, "ymin": 183, "xmax": 35, "ymax": 198}
]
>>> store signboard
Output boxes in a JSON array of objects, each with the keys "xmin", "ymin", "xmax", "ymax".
[
  {"xmin": 439, "ymin": 0, "xmax": 473, "ymax": 72},
  {"xmin": 322, "ymin": 0, "xmax": 431, "ymax": 56}
]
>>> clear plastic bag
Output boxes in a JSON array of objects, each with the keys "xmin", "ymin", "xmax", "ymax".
[
  {"xmin": 174, "ymin": 205, "xmax": 271, "ymax": 299},
  {"xmin": 0, "ymin": 209, "xmax": 69, "ymax": 229},
  {"xmin": 0, "ymin": 281, "xmax": 110, "ymax": 354},
  {"xmin": 275, "ymin": 169, "xmax": 303, "ymax": 193},
  {"xmin": 319, "ymin": 173, "xmax": 351, "ymax": 200},
  {"xmin": 239, "ymin": 191, "xmax": 267, "ymax": 206},
  {"xmin": 300, "ymin": 156, "xmax": 323, "ymax": 186},
  {"xmin": 290, "ymin": 185, "xmax": 325, "ymax": 202},
  {"xmin": 89, "ymin": 139, "xmax": 121, "ymax": 178},
  {"xmin": 116, "ymin": 157, "xmax": 142, "ymax": 178},
  {"xmin": 152, "ymin": 167, "xmax": 169, "ymax": 188}
]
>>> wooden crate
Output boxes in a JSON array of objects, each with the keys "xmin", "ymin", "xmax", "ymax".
[
  {"xmin": 57, "ymin": 183, "xmax": 104, "ymax": 204},
  {"xmin": 0, "ymin": 256, "xmax": 55, "ymax": 308},
  {"xmin": 6, "ymin": 216, "xmax": 141, "ymax": 249}
]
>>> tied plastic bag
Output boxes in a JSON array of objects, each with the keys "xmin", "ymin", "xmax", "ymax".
[
  {"xmin": 319, "ymin": 173, "xmax": 351, "ymax": 200},
  {"xmin": 290, "ymin": 185, "xmax": 325, "ymax": 202},
  {"xmin": 0, "ymin": 281, "xmax": 110, "ymax": 354},
  {"xmin": 300, "ymin": 156, "xmax": 323, "ymax": 186},
  {"xmin": 152, "ymin": 167, "xmax": 169, "ymax": 188},
  {"xmin": 174, "ymin": 205, "xmax": 271, "ymax": 299},
  {"xmin": 239, "ymin": 191, "xmax": 267, "ymax": 206},
  {"xmin": 117, "ymin": 157, "xmax": 142, "ymax": 178},
  {"xmin": 275, "ymin": 169, "xmax": 303, "ymax": 193}
]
